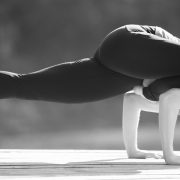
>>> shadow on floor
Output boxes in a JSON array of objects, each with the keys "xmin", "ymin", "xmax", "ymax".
[{"xmin": 0, "ymin": 158, "xmax": 180, "ymax": 177}]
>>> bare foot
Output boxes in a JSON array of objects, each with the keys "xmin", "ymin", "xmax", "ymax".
[{"xmin": 128, "ymin": 149, "xmax": 163, "ymax": 159}]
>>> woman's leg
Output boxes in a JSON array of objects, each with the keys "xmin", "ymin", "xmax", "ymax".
[
  {"xmin": 0, "ymin": 58, "xmax": 142, "ymax": 103},
  {"xmin": 96, "ymin": 24, "xmax": 180, "ymax": 79},
  {"xmin": 143, "ymin": 75, "xmax": 180, "ymax": 101},
  {"xmin": 0, "ymin": 71, "xmax": 20, "ymax": 99},
  {"xmin": 5, "ymin": 24, "xmax": 180, "ymax": 102}
]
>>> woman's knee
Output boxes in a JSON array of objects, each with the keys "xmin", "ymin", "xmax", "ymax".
[{"xmin": 0, "ymin": 71, "xmax": 21, "ymax": 99}]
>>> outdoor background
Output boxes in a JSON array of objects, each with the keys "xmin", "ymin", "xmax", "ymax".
[{"xmin": 0, "ymin": 0, "xmax": 180, "ymax": 150}]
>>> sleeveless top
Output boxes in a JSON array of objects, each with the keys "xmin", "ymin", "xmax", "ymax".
[{"xmin": 126, "ymin": 24, "xmax": 180, "ymax": 44}]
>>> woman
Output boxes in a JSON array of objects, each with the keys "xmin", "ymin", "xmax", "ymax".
[{"xmin": 1, "ymin": 24, "xmax": 180, "ymax": 103}]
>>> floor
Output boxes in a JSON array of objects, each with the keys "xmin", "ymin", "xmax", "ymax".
[{"xmin": 0, "ymin": 150, "xmax": 179, "ymax": 180}]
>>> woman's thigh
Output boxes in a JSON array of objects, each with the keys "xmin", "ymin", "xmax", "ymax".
[{"xmin": 95, "ymin": 24, "xmax": 180, "ymax": 79}]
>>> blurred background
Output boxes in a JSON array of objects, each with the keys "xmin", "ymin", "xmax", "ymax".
[{"xmin": 0, "ymin": 0, "xmax": 180, "ymax": 150}]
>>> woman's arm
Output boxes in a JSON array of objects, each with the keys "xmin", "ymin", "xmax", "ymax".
[
  {"xmin": 159, "ymin": 88, "xmax": 180, "ymax": 165},
  {"xmin": 123, "ymin": 92, "xmax": 162, "ymax": 159}
]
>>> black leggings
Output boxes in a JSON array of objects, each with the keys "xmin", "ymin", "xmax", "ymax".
[
  {"xmin": 1, "ymin": 24, "xmax": 180, "ymax": 103},
  {"xmin": 96, "ymin": 25, "xmax": 180, "ymax": 79}
]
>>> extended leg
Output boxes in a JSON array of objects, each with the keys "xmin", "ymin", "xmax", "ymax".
[
  {"xmin": 159, "ymin": 88, "xmax": 180, "ymax": 165},
  {"xmin": 123, "ymin": 91, "xmax": 162, "ymax": 159},
  {"xmin": 0, "ymin": 58, "xmax": 142, "ymax": 103}
]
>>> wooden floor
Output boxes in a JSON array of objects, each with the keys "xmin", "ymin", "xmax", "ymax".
[{"xmin": 0, "ymin": 150, "xmax": 179, "ymax": 179}]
